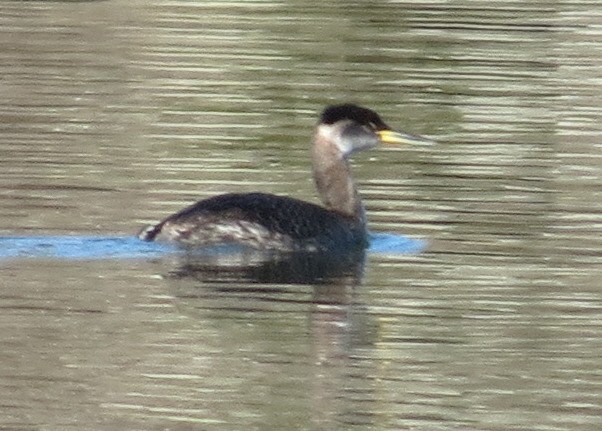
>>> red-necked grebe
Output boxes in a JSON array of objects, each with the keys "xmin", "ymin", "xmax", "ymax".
[{"xmin": 139, "ymin": 104, "xmax": 432, "ymax": 251}]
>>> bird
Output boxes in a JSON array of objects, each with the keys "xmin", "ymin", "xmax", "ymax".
[{"xmin": 138, "ymin": 104, "xmax": 432, "ymax": 252}]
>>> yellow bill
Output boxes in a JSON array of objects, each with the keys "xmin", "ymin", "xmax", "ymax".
[{"xmin": 377, "ymin": 129, "xmax": 435, "ymax": 146}]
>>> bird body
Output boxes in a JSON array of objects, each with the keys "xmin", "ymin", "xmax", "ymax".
[
  {"xmin": 139, "ymin": 104, "xmax": 431, "ymax": 252},
  {"xmin": 139, "ymin": 192, "xmax": 366, "ymax": 251}
]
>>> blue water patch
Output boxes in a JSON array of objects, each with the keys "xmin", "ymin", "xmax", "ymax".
[
  {"xmin": 368, "ymin": 232, "xmax": 428, "ymax": 254},
  {"xmin": 0, "ymin": 236, "xmax": 176, "ymax": 260},
  {"xmin": 0, "ymin": 232, "xmax": 426, "ymax": 261}
]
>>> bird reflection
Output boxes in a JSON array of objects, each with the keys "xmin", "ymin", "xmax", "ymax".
[{"xmin": 167, "ymin": 247, "xmax": 366, "ymax": 285}]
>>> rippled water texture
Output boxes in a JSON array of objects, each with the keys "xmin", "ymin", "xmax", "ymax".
[{"xmin": 0, "ymin": 1, "xmax": 600, "ymax": 430}]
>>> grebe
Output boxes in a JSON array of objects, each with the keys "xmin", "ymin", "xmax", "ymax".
[{"xmin": 139, "ymin": 104, "xmax": 431, "ymax": 252}]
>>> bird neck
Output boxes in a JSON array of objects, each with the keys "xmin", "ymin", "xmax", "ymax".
[{"xmin": 311, "ymin": 135, "xmax": 366, "ymax": 225}]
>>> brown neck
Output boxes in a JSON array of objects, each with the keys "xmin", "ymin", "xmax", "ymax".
[{"xmin": 311, "ymin": 131, "xmax": 366, "ymax": 225}]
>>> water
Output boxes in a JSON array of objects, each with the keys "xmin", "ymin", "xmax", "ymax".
[{"xmin": 1, "ymin": 1, "xmax": 601, "ymax": 430}]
